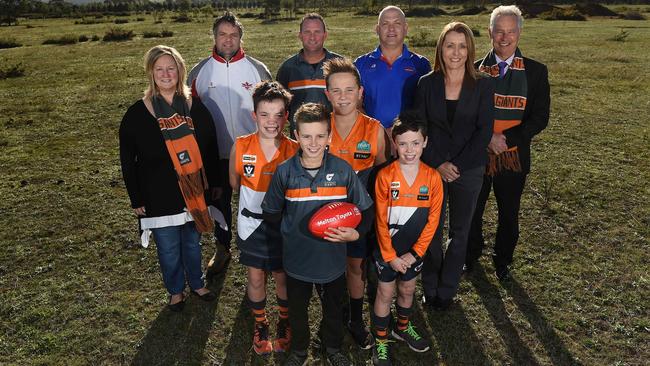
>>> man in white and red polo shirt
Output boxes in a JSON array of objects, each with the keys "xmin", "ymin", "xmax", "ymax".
[{"xmin": 188, "ymin": 11, "xmax": 271, "ymax": 275}]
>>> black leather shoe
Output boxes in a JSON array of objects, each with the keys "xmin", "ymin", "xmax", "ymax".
[
  {"xmin": 192, "ymin": 290, "xmax": 217, "ymax": 301},
  {"xmin": 168, "ymin": 296, "xmax": 185, "ymax": 312},
  {"xmin": 431, "ymin": 297, "xmax": 452, "ymax": 311},
  {"xmin": 206, "ymin": 243, "xmax": 231, "ymax": 278},
  {"xmin": 463, "ymin": 261, "xmax": 476, "ymax": 273},
  {"xmin": 421, "ymin": 294, "xmax": 436, "ymax": 308},
  {"xmin": 495, "ymin": 265, "xmax": 510, "ymax": 281}
]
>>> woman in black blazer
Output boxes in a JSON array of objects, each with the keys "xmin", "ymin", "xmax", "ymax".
[{"xmin": 412, "ymin": 22, "xmax": 494, "ymax": 310}]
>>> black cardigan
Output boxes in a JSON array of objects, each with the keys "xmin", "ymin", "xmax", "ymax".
[
  {"xmin": 413, "ymin": 71, "xmax": 495, "ymax": 172},
  {"xmin": 475, "ymin": 56, "xmax": 550, "ymax": 174},
  {"xmin": 119, "ymin": 97, "xmax": 220, "ymax": 218}
]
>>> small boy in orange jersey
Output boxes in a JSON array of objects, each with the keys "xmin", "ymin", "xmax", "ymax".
[
  {"xmin": 228, "ymin": 81, "xmax": 299, "ymax": 355},
  {"xmin": 323, "ymin": 57, "xmax": 389, "ymax": 349},
  {"xmin": 371, "ymin": 116, "xmax": 443, "ymax": 365}
]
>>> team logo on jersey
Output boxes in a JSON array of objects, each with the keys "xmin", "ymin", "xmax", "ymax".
[
  {"xmin": 419, "ymin": 185, "xmax": 429, "ymax": 194},
  {"xmin": 391, "ymin": 182, "xmax": 401, "ymax": 188},
  {"xmin": 326, "ymin": 173, "xmax": 335, "ymax": 181},
  {"xmin": 242, "ymin": 154, "xmax": 257, "ymax": 163},
  {"xmin": 391, "ymin": 189, "xmax": 399, "ymax": 200},
  {"xmin": 242, "ymin": 81, "xmax": 253, "ymax": 91},
  {"xmin": 354, "ymin": 140, "xmax": 371, "ymax": 159},
  {"xmin": 244, "ymin": 164, "xmax": 255, "ymax": 177},
  {"xmin": 356, "ymin": 140, "xmax": 371, "ymax": 152},
  {"xmin": 370, "ymin": 63, "xmax": 377, "ymax": 69},
  {"xmin": 176, "ymin": 150, "xmax": 191, "ymax": 165}
]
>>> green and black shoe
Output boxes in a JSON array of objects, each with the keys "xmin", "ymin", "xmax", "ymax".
[{"xmin": 391, "ymin": 322, "xmax": 430, "ymax": 353}]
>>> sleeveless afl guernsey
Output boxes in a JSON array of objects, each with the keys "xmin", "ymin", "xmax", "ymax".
[
  {"xmin": 235, "ymin": 133, "xmax": 298, "ymax": 266},
  {"xmin": 329, "ymin": 113, "xmax": 382, "ymax": 185},
  {"xmin": 374, "ymin": 160, "xmax": 444, "ymax": 262}
]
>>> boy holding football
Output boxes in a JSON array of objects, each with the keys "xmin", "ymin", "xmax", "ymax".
[
  {"xmin": 323, "ymin": 57, "xmax": 389, "ymax": 349},
  {"xmin": 229, "ymin": 81, "xmax": 298, "ymax": 355},
  {"xmin": 262, "ymin": 103, "xmax": 374, "ymax": 366},
  {"xmin": 371, "ymin": 115, "xmax": 443, "ymax": 366}
]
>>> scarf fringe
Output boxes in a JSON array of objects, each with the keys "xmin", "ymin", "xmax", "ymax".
[
  {"xmin": 177, "ymin": 169, "xmax": 209, "ymax": 200},
  {"xmin": 190, "ymin": 208, "xmax": 214, "ymax": 233},
  {"xmin": 487, "ymin": 149, "xmax": 522, "ymax": 176}
]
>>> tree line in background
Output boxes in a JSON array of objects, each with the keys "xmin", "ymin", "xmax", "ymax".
[{"xmin": 1, "ymin": 0, "xmax": 647, "ymax": 25}]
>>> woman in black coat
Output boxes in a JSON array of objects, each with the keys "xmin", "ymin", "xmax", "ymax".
[
  {"xmin": 412, "ymin": 22, "xmax": 494, "ymax": 310},
  {"xmin": 119, "ymin": 45, "xmax": 221, "ymax": 312}
]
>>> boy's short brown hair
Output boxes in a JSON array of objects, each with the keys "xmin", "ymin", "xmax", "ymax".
[
  {"xmin": 294, "ymin": 103, "xmax": 331, "ymax": 133},
  {"xmin": 252, "ymin": 81, "xmax": 292, "ymax": 112},
  {"xmin": 322, "ymin": 57, "xmax": 361, "ymax": 89},
  {"xmin": 391, "ymin": 112, "xmax": 427, "ymax": 141}
]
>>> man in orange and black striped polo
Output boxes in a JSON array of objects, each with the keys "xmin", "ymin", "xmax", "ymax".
[{"xmin": 277, "ymin": 13, "xmax": 341, "ymax": 138}]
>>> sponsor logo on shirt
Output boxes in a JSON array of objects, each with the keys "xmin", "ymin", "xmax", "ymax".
[
  {"xmin": 419, "ymin": 185, "xmax": 429, "ymax": 194},
  {"xmin": 391, "ymin": 182, "xmax": 401, "ymax": 188},
  {"xmin": 242, "ymin": 154, "xmax": 257, "ymax": 163},
  {"xmin": 177, "ymin": 150, "xmax": 191, "ymax": 165},
  {"xmin": 404, "ymin": 67, "xmax": 415, "ymax": 73}
]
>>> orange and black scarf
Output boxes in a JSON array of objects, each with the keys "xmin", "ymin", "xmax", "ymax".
[
  {"xmin": 152, "ymin": 94, "xmax": 214, "ymax": 232},
  {"xmin": 478, "ymin": 48, "xmax": 528, "ymax": 176}
]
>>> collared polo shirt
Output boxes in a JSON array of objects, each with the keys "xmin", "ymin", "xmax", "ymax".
[
  {"xmin": 355, "ymin": 45, "xmax": 431, "ymax": 128},
  {"xmin": 277, "ymin": 49, "xmax": 342, "ymax": 130},
  {"xmin": 261, "ymin": 150, "xmax": 373, "ymax": 283}
]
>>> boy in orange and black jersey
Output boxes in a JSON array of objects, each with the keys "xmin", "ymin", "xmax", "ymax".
[
  {"xmin": 228, "ymin": 81, "xmax": 298, "ymax": 355},
  {"xmin": 370, "ymin": 116, "xmax": 443, "ymax": 366},
  {"xmin": 323, "ymin": 57, "xmax": 389, "ymax": 350}
]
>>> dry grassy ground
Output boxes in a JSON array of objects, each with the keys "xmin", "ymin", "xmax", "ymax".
[{"xmin": 0, "ymin": 7, "xmax": 648, "ymax": 366}]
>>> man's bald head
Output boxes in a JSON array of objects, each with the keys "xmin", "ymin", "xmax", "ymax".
[{"xmin": 376, "ymin": 6, "xmax": 408, "ymax": 51}]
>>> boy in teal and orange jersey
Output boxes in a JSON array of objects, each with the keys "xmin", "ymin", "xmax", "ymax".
[
  {"xmin": 228, "ymin": 81, "xmax": 298, "ymax": 355},
  {"xmin": 262, "ymin": 102, "xmax": 375, "ymax": 366},
  {"xmin": 371, "ymin": 116, "xmax": 443, "ymax": 366}
]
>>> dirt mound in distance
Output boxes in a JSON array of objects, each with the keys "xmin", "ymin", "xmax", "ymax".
[
  {"xmin": 516, "ymin": 3, "xmax": 560, "ymax": 18},
  {"xmin": 570, "ymin": 3, "xmax": 618, "ymax": 17}
]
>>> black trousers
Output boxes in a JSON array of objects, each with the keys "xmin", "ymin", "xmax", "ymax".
[
  {"xmin": 213, "ymin": 159, "xmax": 232, "ymax": 249},
  {"xmin": 422, "ymin": 166, "xmax": 484, "ymax": 301},
  {"xmin": 287, "ymin": 274, "xmax": 346, "ymax": 353},
  {"xmin": 467, "ymin": 171, "xmax": 527, "ymax": 267}
]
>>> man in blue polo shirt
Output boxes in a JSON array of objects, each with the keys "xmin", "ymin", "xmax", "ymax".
[{"xmin": 355, "ymin": 5, "xmax": 431, "ymax": 129}]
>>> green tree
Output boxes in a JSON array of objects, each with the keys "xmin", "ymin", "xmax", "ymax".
[{"xmin": 0, "ymin": 0, "xmax": 19, "ymax": 25}]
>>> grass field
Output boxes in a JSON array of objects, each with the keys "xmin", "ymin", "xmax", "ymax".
[{"xmin": 1, "ymin": 6, "xmax": 649, "ymax": 366}]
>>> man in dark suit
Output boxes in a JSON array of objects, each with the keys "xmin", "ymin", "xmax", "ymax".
[{"xmin": 467, "ymin": 5, "xmax": 550, "ymax": 280}]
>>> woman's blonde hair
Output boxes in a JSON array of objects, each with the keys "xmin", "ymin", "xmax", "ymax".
[
  {"xmin": 434, "ymin": 22, "xmax": 478, "ymax": 81},
  {"xmin": 143, "ymin": 45, "xmax": 190, "ymax": 99}
]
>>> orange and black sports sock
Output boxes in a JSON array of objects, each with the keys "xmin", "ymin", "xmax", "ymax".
[
  {"xmin": 250, "ymin": 298, "xmax": 267, "ymax": 325},
  {"xmin": 371, "ymin": 310, "xmax": 390, "ymax": 340},
  {"xmin": 396, "ymin": 304, "xmax": 412, "ymax": 331},
  {"xmin": 277, "ymin": 297, "xmax": 289, "ymax": 320}
]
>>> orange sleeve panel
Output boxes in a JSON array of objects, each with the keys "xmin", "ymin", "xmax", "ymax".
[
  {"xmin": 374, "ymin": 166, "xmax": 398, "ymax": 262},
  {"xmin": 411, "ymin": 167, "xmax": 444, "ymax": 257}
]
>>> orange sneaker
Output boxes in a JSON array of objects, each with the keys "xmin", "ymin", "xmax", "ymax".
[
  {"xmin": 273, "ymin": 318, "xmax": 291, "ymax": 352},
  {"xmin": 253, "ymin": 322, "xmax": 273, "ymax": 355}
]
